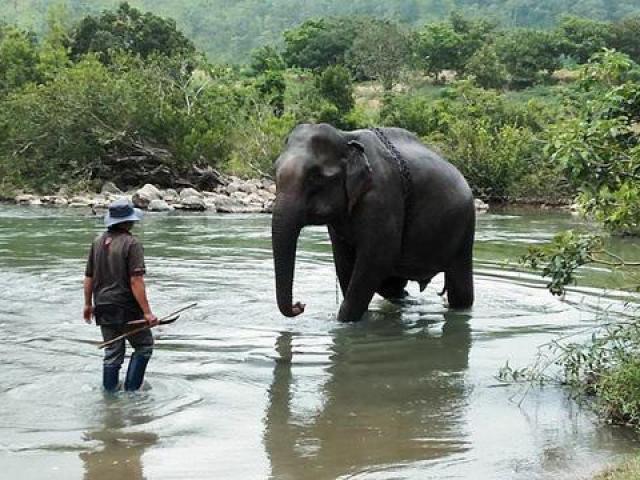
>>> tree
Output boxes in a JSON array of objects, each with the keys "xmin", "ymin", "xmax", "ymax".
[
  {"xmin": 69, "ymin": 2, "xmax": 195, "ymax": 63},
  {"xmin": 611, "ymin": 15, "xmax": 640, "ymax": 63},
  {"xmin": 546, "ymin": 50, "xmax": 640, "ymax": 235},
  {"xmin": 497, "ymin": 29, "xmax": 562, "ymax": 88},
  {"xmin": 346, "ymin": 20, "xmax": 409, "ymax": 91},
  {"xmin": 415, "ymin": 22, "xmax": 465, "ymax": 81},
  {"xmin": 316, "ymin": 64, "xmax": 355, "ymax": 115},
  {"xmin": 0, "ymin": 26, "xmax": 40, "ymax": 95},
  {"xmin": 282, "ymin": 17, "xmax": 362, "ymax": 71},
  {"xmin": 249, "ymin": 45, "xmax": 285, "ymax": 75},
  {"xmin": 465, "ymin": 43, "xmax": 508, "ymax": 89},
  {"xmin": 556, "ymin": 15, "xmax": 613, "ymax": 64}
]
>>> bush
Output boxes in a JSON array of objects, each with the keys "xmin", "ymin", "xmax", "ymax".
[
  {"xmin": 465, "ymin": 43, "xmax": 508, "ymax": 89},
  {"xmin": 546, "ymin": 50, "xmax": 640, "ymax": 234},
  {"xmin": 381, "ymin": 82, "xmax": 561, "ymax": 200}
]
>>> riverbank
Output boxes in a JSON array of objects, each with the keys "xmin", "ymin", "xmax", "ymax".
[
  {"xmin": 5, "ymin": 179, "xmax": 495, "ymax": 214},
  {"xmin": 8, "ymin": 178, "xmax": 278, "ymax": 214},
  {"xmin": 593, "ymin": 456, "xmax": 640, "ymax": 479}
]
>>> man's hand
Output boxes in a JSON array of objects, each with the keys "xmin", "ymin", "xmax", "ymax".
[
  {"xmin": 144, "ymin": 312, "xmax": 159, "ymax": 326},
  {"xmin": 83, "ymin": 305, "xmax": 93, "ymax": 324}
]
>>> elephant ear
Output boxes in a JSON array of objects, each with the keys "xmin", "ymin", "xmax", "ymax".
[{"xmin": 345, "ymin": 140, "xmax": 372, "ymax": 214}]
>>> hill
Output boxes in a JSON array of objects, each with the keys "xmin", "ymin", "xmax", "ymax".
[{"xmin": 1, "ymin": 0, "xmax": 639, "ymax": 61}]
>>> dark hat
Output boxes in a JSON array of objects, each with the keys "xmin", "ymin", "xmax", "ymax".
[{"xmin": 104, "ymin": 197, "xmax": 143, "ymax": 227}]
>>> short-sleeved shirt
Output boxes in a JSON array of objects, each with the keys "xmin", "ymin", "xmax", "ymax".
[{"xmin": 85, "ymin": 229, "xmax": 146, "ymax": 325}]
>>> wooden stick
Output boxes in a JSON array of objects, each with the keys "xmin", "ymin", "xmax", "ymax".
[{"xmin": 97, "ymin": 303, "xmax": 197, "ymax": 349}]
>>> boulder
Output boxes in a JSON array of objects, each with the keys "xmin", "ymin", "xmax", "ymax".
[
  {"xmin": 132, "ymin": 184, "xmax": 162, "ymax": 209},
  {"xmin": 474, "ymin": 198, "xmax": 489, "ymax": 213},
  {"xmin": 15, "ymin": 194, "xmax": 35, "ymax": 204},
  {"xmin": 148, "ymin": 199, "xmax": 173, "ymax": 212},
  {"xmin": 69, "ymin": 196, "xmax": 93, "ymax": 207},
  {"xmin": 176, "ymin": 195, "xmax": 206, "ymax": 211},
  {"xmin": 100, "ymin": 181, "xmax": 122, "ymax": 195},
  {"xmin": 162, "ymin": 188, "xmax": 179, "ymax": 203},
  {"xmin": 179, "ymin": 188, "xmax": 202, "ymax": 200}
]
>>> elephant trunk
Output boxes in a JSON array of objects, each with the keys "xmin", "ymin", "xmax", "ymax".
[{"xmin": 272, "ymin": 195, "xmax": 304, "ymax": 317}]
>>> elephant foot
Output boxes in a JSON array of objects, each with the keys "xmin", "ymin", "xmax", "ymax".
[{"xmin": 377, "ymin": 277, "xmax": 409, "ymax": 302}]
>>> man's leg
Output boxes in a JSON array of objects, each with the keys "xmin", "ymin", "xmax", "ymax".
[
  {"xmin": 100, "ymin": 325, "xmax": 126, "ymax": 392},
  {"xmin": 124, "ymin": 328, "xmax": 154, "ymax": 391}
]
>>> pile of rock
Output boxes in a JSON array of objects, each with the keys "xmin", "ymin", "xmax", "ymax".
[
  {"xmin": 12, "ymin": 179, "xmax": 491, "ymax": 215},
  {"xmin": 11, "ymin": 177, "xmax": 277, "ymax": 214}
]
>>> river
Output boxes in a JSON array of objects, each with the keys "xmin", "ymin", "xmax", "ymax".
[{"xmin": 0, "ymin": 205, "xmax": 638, "ymax": 479}]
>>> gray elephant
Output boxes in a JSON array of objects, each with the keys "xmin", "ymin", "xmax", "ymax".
[{"xmin": 272, "ymin": 123, "xmax": 475, "ymax": 322}]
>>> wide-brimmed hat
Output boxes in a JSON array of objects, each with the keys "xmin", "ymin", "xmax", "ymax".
[{"xmin": 104, "ymin": 197, "xmax": 143, "ymax": 227}]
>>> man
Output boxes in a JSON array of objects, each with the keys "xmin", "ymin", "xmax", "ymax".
[{"xmin": 84, "ymin": 197, "xmax": 158, "ymax": 392}]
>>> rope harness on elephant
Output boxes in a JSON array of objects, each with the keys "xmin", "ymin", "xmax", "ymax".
[
  {"xmin": 370, "ymin": 127, "xmax": 414, "ymax": 257},
  {"xmin": 370, "ymin": 128, "xmax": 414, "ymax": 209}
]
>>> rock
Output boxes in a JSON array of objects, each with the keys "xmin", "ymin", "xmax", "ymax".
[
  {"xmin": 69, "ymin": 196, "xmax": 92, "ymax": 207},
  {"xmin": 244, "ymin": 193, "xmax": 265, "ymax": 206},
  {"xmin": 52, "ymin": 197, "xmax": 69, "ymax": 206},
  {"xmin": 225, "ymin": 182, "xmax": 242, "ymax": 194},
  {"xmin": 176, "ymin": 195, "xmax": 206, "ymax": 211},
  {"xmin": 15, "ymin": 194, "xmax": 35, "ymax": 204},
  {"xmin": 179, "ymin": 187, "xmax": 202, "ymax": 201},
  {"xmin": 100, "ymin": 181, "xmax": 122, "ymax": 195},
  {"xmin": 148, "ymin": 199, "xmax": 173, "ymax": 212},
  {"xmin": 230, "ymin": 191, "xmax": 248, "ymax": 202},
  {"xmin": 267, "ymin": 183, "xmax": 277, "ymax": 195},
  {"xmin": 132, "ymin": 184, "xmax": 162, "ymax": 209},
  {"xmin": 474, "ymin": 198, "xmax": 489, "ymax": 213},
  {"xmin": 162, "ymin": 188, "xmax": 179, "ymax": 203}
]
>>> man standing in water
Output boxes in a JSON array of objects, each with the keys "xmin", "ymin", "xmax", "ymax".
[{"xmin": 83, "ymin": 198, "xmax": 158, "ymax": 392}]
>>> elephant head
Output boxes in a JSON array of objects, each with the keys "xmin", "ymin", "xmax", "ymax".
[{"xmin": 272, "ymin": 123, "xmax": 372, "ymax": 317}]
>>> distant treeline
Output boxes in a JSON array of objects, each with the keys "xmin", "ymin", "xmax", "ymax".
[{"xmin": 1, "ymin": 0, "xmax": 640, "ymax": 62}]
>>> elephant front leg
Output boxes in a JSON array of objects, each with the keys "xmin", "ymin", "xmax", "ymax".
[
  {"xmin": 329, "ymin": 228, "xmax": 355, "ymax": 297},
  {"xmin": 337, "ymin": 257, "xmax": 387, "ymax": 322}
]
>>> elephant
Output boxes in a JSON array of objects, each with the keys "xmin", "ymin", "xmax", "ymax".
[{"xmin": 272, "ymin": 123, "xmax": 475, "ymax": 322}]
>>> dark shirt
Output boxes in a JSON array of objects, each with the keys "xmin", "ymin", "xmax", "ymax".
[{"xmin": 85, "ymin": 229, "xmax": 146, "ymax": 325}]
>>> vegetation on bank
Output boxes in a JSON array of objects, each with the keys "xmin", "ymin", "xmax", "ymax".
[
  {"xmin": 594, "ymin": 456, "xmax": 640, "ymax": 480},
  {"xmin": 2, "ymin": 2, "xmax": 640, "ymax": 206},
  {"xmin": 520, "ymin": 52, "xmax": 639, "ymax": 431}
]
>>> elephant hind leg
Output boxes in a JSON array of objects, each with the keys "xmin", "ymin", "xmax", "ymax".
[
  {"xmin": 377, "ymin": 276, "xmax": 409, "ymax": 301},
  {"xmin": 444, "ymin": 252, "xmax": 474, "ymax": 309}
]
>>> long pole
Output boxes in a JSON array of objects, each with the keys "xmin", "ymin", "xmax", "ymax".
[{"xmin": 97, "ymin": 303, "xmax": 197, "ymax": 349}]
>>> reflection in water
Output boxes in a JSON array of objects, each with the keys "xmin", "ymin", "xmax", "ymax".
[
  {"xmin": 264, "ymin": 311, "xmax": 472, "ymax": 480},
  {"xmin": 80, "ymin": 394, "xmax": 158, "ymax": 480}
]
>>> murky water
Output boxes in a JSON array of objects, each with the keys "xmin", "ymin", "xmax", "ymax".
[{"xmin": 1, "ymin": 205, "xmax": 639, "ymax": 480}]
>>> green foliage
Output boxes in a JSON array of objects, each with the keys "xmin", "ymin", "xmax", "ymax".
[
  {"xmin": 69, "ymin": 2, "xmax": 195, "ymax": 63},
  {"xmin": 346, "ymin": 19, "xmax": 409, "ymax": 91},
  {"xmin": 557, "ymin": 15, "xmax": 613, "ymax": 64},
  {"xmin": 381, "ymin": 82, "xmax": 562, "ymax": 200},
  {"xmin": 249, "ymin": 46, "xmax": 285, "ymax": 75},
  {"xmin": 465, "ymin": 43, "xmax": 508, "ymax": 89},
  {"xmin": 283, "ymin": 17, "xmax": 361, "ymax": 71},
  {"xmin": 0, "ymin": 26, "xmax": 41, "ymax": 94},
  {"xmin": 522, "ymin": 231, "xmax": 602, "ymax": 295},
  {"xmin": 4, "ymin": 1, "xmax": 640, "ymax": 62},
  {"xmin": 315, "ymin": 65, "xmax": 354, "ymax": 115},
  {"xmin": 610, "ymin": 15, "xmax": 640, "ymax": 63},
  {"xmin": 547, "ymin": 50, "xmax": 640, "ymax": 234},
  {"xmin": 496, "ymin": 28, "xmax": 562, "ymax": 88},
  {"xmin": 415, "ymin": 22, "xmax": 465, "ymax": 80}
]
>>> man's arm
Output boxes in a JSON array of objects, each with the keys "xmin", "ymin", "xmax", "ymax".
[
  {"xmin": 83, "ymin": 276, "xmax": 93, "ymax": 323},
  {"xmin": 130, "ymin": 275, "xmax": 158, "ymax": 325}
]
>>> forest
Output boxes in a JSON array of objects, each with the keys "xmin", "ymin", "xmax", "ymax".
[
  {"xmin": 2, "ymin": 0, "xmax": 640, "ymax": 61},
  {"xmin": 0, "ymin": 2, "xmax": 639, "ymax": 446}
]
